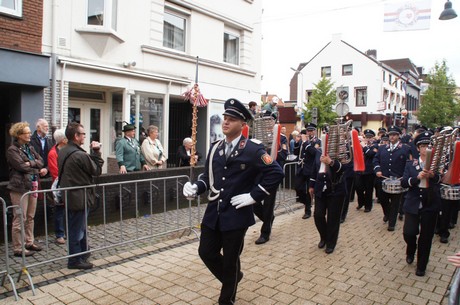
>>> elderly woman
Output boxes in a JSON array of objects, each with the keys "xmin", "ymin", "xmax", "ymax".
[
  {"xmin": 7, "ymin": 122, "xmax": 44, "ymax": 257},
  {"xmin": 177, "ymin": 137, "xmax": 201, "ymax": 167},
  {"xmin": 141, "ymin": 125, "xmax": 167, "ymax": 169},
  {"xmin": 47, "ymin": 129, "xmax": 67, "ymax": 244}
]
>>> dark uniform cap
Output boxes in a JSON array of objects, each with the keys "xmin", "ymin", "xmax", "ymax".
[
  {"xmin": 414, "ymin": 131, "xmax": 433, "ymax": 146},
  {"xmin": 363, "ymin": 129, "xmax": 376, "ymax": 137},
  {"xmin": 387, "ymin": 125, "xmax": 401, "ymax": 135},
  {"xmin": 354, "ymin": 127, "xmax": 361, "ymax": 133},
  {"xmin": 414, "ymin": 124, "xmax": 427, "ymax": 132},
  {"xmin": 305, "ymin": 122, "xmax": 317, "ymax": 131},
  {"xmin": 122, "ymin": 124, "xmax": 136, "ymax": 132},
  {"xmin": 223, "ymin": 98, "xmax": 253, "ymax": 121},
  {"xmin": 378, "ymin": 127, "xmax": 387, "ymax": 133},
  {"xmin": 300, "ymin": 129, "xmax": 307, "ymax": 135},
  {"xmin": 381, "ymin": 133, "xmax": 389, "ymax": 141}
]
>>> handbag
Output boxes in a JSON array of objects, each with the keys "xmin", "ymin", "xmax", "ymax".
[{"xmin": 51, "ymin": 150, "xmax": 78, "ymax": 205}]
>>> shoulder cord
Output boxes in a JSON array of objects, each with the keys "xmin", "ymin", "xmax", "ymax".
[{"xmin": 207, "ymin": 140, "xmax": 224, "ymax": 201}]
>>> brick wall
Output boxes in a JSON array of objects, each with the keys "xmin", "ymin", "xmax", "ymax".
[{"xmin": 0, "ymin": 0, "xmax": 43, "ymax": 53}]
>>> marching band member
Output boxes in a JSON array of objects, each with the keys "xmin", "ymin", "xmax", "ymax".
[
  {"xmin": 373, "ymin": 126, "xmax": 411, "ymax": 231},
  {"xmin": 355, "ymin": 129, "xmax": 378, "ymax": 212},
  {"xmin": 183, "ymin": 98, "xmax": 284, "ymax": 305},
  {"xmin": 401, "ymin": 131, "xmax": 441, "ymax": 276}
]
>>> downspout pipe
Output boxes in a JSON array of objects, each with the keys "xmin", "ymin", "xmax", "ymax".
[{"xmin": 51, "ymin": 0, "xmax": 58, "ymax": 127}]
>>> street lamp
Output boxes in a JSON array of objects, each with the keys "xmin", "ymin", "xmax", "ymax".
[
  {"xmin": 439, "ymin": 0, "xmax": 457, "ymax": 20},
  {"xmin": 290, "ymin": 67, "xmax": 304, "ymax": 126}
]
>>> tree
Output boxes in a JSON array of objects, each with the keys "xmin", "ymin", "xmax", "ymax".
[
  {"xmin": 303, "ymin": 76, "xmax": 337, "ymax": 127},
  {"xmin": 417, "ymin": 60, "xmax": 460, "ymax": 128}
]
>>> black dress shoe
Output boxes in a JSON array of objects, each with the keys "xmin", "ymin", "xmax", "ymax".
[
  {"xmin": 415, "ymin": 269, "xmax": 425, "ymax": 276},
  {"xmin": 68, "ymin": 261, "xmax": 94, "ymax": 270},
  {"xmin": 364, "ymin": 208, "xmax": 371, "ymax": 213},
  {"xmin": 340, "ymin": 218, "xmax": 345, "ymax": 223},
  {"xmin": 325, "ymin": 248, "xmax": 334, "ymax": 254},
  {"xmin": 302, "ymin": 213, "xmax": 311, "ymax": 219},
  {"xmin": 255, "ymin": 236, "xmax": 269, "ymax": 245},
  {"xmin": 406, "ymin": 255, "xmax": 414, "ymax": 264},
  {"xmin": 356, "ymin": 205, "xmax": 363, "ymax": 210},
  {"xmin": 237, "ymin": 271, "xmax": 243, "ymax": 283},
  {"xmin": 387, "ymin": 226, "xmax": 395, "ymax": 231},
  {"xmin": 383, "ymin": 216, "xmax": 388, "ymax": 223},
  {"xmin": 440, "ymin": 236, "xmax": 449, "ymax": 243},
  {"xmin": 318, "ymin": 240, "xmax": 326, "ymax": 249},
  {"xmin": 13, "ymin": 250, "xmax": 35, "ymax": 257},
  {"xmin": 398, "ymin": 214, "xmax": 404, "ymax": 221},
  {"xmin": 25, "ymin": 244, "xmax": 42, "ymax": 251}
]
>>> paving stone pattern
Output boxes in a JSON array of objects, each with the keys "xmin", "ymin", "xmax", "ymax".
[{"xmin": 0, "ymin": 198, "xmax": 459, "ymax": 304}]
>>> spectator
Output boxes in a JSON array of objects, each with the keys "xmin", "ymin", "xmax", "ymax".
[
  {"xmin": 116, "ymin": 124, "xmax": 149, "ymax": 173},
  {"xmin": 59, "ymin": 122, "xmax": 103, "ymax": 269},
  {"xmin": 141, "ymin": 125, "xmax": 167, "ymax": 169},
  {"xmin": 177, "ymin": 137, "xmax": 201, "ymax": 167},
  {"xmin": 262, "ymin": 97, "xmax": 278, "ymax": 119},
  {"xmin": 248, "ymin": 101, "xmax": 257, "ymax": 115},
  {"xmin": 47, "ymin": 128, "xmax": 68, "ymax": 245},
  {"xmin": 30, "ymin": 118, "xmax": 53, "ymax": 178},
  {"xmin": 210, "ymin": 114, "xmax": 224, "ymax": 143},
  {"xmin": 7, "ymin": 122, "xmax": 44, "ymax": 257}
]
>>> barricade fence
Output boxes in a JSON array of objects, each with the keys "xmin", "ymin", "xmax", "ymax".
[{"xmin": 0, "ymin": 163, "xmax": 299, "ymax": 300}]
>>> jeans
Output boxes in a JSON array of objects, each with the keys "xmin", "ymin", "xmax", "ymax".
[
  {"xmin": 54, "ymin": 205, "xmax": 65, "ymax": 239},
  {"xmin": 67, "ymin": 209, "xmax": 88, "ymax": 266}
]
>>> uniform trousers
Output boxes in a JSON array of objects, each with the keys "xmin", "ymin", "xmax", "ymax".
[
  {"xmin": 199, "ymin": 224, "xmax": 247, "ymax": 305},
  {"xmin": 380, "ymin": 191, "xmax": 403, "ymax": 228},
  {"xmin": 341, "ymin": 176, "xmax": 355, "ymax": 221},
  {"xmin": 437, "ymin": 198, "xmax": 458, "ymax": 238},
  {"xmin": 355, "ymin": 174, "xmax": 375, "ymax": 211},
  {"xmin": 314, "ymin": 194, "xmax": 345, "ymax": 250},
  {"xmin": 253, "ymin": 189, "xmax": 277, "ymax": 239},
  {"xmin": 403, "ymin": 211, "xmax": 437, "ymax": 272},
  {"xmin": 10, "ymin": 192, "xmax": 37, "ymax": 252},
  {"xmin": 295, "ymin": 173, "xmax": 312, "ymax": 214}
]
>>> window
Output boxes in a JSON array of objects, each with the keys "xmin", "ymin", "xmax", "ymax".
[
  {"xmin": 321, "ymin": 66, "xmax": 331, "ymax": 77},
  {"xmin": 163, "ymin": 11, "xmax": 186, "ymax": 51},
  {"xmin": 383, "ymin": 71, "xmax": 386, "ymax": 82},
  {"xmin": 355, "ymin": 87, "xmax": 367, "ymax": 106},
  {"xmin": 342, "ymin": 64, "xmax": 353, "ymax": 76},
  {"xmin": 87, "ymin": 0, "xmax": 118, "ymax": 30},
  {"xmin": 389, "ymin": 74, "xmax": 393, "ymax": 85},
  {"xmin": 0, "ymin": 0, "xmax": 22, "ymax": 17},
  {"xmin": 224, "ymin": 32, "xmax": 239, "ymax": 65}
]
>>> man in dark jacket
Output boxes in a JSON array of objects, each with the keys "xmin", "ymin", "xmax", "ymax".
[
  {"xmin": 30, "ymin": 118, "xmax": 54, "ymax": 178},
  {"xmin": 59, "ymin": 122, "xmax": 104, "ymax": 270}
]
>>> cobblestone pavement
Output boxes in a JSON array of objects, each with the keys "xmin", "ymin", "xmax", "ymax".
[{"xmin": 1, "ymin": 199, "xmax": 459, "ymax": 304}]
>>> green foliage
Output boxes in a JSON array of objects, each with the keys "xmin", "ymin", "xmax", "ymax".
[
  {"xmin": 417, "ymin": 60, "xmax": 459, "ymax": 128},
  {"xmin": 303, "ymin": 76, "xmax": 338, "ymax": 126}
]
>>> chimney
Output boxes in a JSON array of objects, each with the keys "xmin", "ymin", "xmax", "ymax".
[{"xmin": 366, "ymin": 49, "xmax": 377, "ymax": 59}]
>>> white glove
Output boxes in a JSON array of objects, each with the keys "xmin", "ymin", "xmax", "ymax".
[
  {"xmin": 183, "ymin": 182, "xmax": 198, "ymax": 198},
  {"xmin": 231, "ymin": 193, "xmax": 256, "ymax": 209}
]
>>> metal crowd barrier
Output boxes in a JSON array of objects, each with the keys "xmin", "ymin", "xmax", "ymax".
[
  {"xmin": 449, "ymin": 268, "xmax": 460, "ymax": 305},
  {"xmin": 275, "ymin": 161, "xmax": 298, "ymax": 213},
  {"xmin": 1, "ymin": 175, "xmax": 197, "ymax": 299}
]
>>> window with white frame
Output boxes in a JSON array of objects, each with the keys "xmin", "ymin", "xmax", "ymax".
[
  {"xmin": 355, "ymin": 87, "xmax": 367, "ymax": 107},
  {"xmin": 163, "ymin": 11, "xmax": 186, "ymax": 52},
  {"xmin": 224, "ymin": 32, "xmax": 239, "ymax": 65},
  {"xmin": 321, "ymin": 66, "xmax": 331, "ymax": 77},
  {"xmin": 87, "ymin": 0, "xmax": 118, "ymax": 30},
  {"xmin": 0, "ymin": 0, "xmax": 22, "ymax": 17},
  {"xmin": 342, "ymin": 64, "xmax": 353, "ymax": 76}
]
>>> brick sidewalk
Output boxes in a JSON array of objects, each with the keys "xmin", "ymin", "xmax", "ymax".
[{"xmin": 2, "ymin": 201, "xmax": 459, "ymax": 304}]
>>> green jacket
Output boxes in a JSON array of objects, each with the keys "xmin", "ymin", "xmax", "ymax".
[{"xmin": 115, "ymin": 137, "xmax": 145, "ymax": 172}]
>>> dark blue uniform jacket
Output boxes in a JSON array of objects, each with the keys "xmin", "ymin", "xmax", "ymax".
[
  {"xmin": 373, "ymin": 142, "xmax": 411, "ymax": 178},
  {"xmin": 297, "ymin": 137, "xmax": 321, "ymax": 177},
  {"xmin": 309, "ymin": 150, "xmax": 347, "ymax": 199}
]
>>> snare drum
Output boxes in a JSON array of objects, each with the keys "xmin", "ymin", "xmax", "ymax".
[
  {"xmin": 440, "ymin": 185, "xmax": 460, "ymax": 201},
  {"xmin": 382, "ymin": 178, "xmax": 408, "ymax": 194}
]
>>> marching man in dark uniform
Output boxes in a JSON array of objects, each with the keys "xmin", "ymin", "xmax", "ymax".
[
  {"xmin": 355, "ymin": 129, "xmax": 378, "ymax": 212},
  {"xmin": 295, "ymin": 123, "xmax": 321, "ymax": 219},
  {"xmin": 183, "ymin": 98, "xmax": 284, "ymax": 305},
  {"xmin": 401, "ymin": 131, "xmax": 441, "ymax": 276},
  {"xmin": 373, "ymin": 126, "xmax": 411, "ymax": 231}
]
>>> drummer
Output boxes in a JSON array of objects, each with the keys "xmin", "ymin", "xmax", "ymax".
[
  {"xmin": 401, "ymin": 131, "xmax": 441, "ymax": 276},
  {"xmin": 373, "ymin": 126, "xmax": 411, "ymax": 231}
]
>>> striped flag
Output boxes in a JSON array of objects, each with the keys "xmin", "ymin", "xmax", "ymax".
[{"xmin": 384, "ymin": 0, "xmax": 431, "ymax": 32}]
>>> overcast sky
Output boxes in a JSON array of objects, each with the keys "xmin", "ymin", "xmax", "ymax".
[{"xmin": 260, "ymin": 0, "xmax": 460, "ymax": 100}]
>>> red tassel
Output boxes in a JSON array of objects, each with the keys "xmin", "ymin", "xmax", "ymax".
[
  {"xmin": 242, "ymin": 125, "xmax": 249, "ymax": 138},
  {"xmin": 449, "ymin": 141, "xmax": 460, "ymax": 184},
  {"xmin": 351, "ymin": 129, "xmax": 365, "ymax": 172},
  {"xmin": 270, "ymin": 124, "xmax": 281, "ymax": 160}
]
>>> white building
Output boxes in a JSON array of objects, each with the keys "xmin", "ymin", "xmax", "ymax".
[
  {"xmin": 292, "ymin": 34, "xmax": 409, "ymax": 132},
  {"xmin": 42, "ymin": 0, "xmax": 262, "ymax": 171}
]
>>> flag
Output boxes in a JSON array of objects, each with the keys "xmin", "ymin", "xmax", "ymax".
[{"xmin": 384, "ymin": 0, "xmax": 431, "ymax": 32}]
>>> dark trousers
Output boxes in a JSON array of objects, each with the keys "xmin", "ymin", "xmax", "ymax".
[
  {"xmin": 199, "ymin": 224, "xmax": 247, "ymax": 305},
  {"xmin": 437, "ymin": 198, "xmax": 458, "ymax": 238},
  {"xmin": 295, "ymin": 173, "xmax": 311, "ymax": 214},
  {"xmin": 253, "ymin": 190, "xmax": 277, "ymax": 239},
  {"xmin": 380, "ymin": 191, "xmax": 403, "ymax": 227},
  {"xmin": 314, "ymin": 195, "xmax": 345, "ymax": 250},
  {"xmin": 403, "ymin": 211, "xmax": 437, "ymax": 272},
  {"xmin": 341, "ymin": 177, "xmax": 355, "ymax": 220},
  {"xmin": 355, "ymin": 174, "xmax": 375, "ymax": 211},
  {"xmin": 67, "ymin": 209, "xmax": 88, "ymax": 266},
  {"xmin": 54, "ymin": 205, "xmax": 65, "ymax": 239}
]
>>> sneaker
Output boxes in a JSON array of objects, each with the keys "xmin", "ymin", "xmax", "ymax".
[
  {"xmin": 56, "ymin": 237, "xmax": 66, "ymax": 244},
  {"xmin": 68, "ymin": 261, "xmax": 94, "ymax": 270}
]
